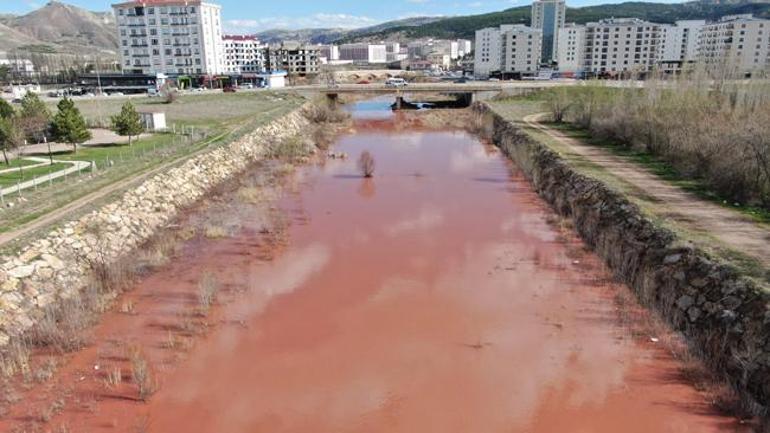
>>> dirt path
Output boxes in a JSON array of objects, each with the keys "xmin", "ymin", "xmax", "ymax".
[{"xmin": 523, "ymin": 113, "xmax": 770, "ymax": 270}]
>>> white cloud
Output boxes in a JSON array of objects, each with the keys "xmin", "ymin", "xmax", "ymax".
[
  {"xmin": 225, "ymin": 13, "xmax": 379, "ymax": 32},
  {"xmin": 387, "ymin": 206, "xmax": 445, "ymax": 236}
]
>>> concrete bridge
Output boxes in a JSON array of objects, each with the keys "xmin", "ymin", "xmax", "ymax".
[{"xmin": 290, "ymin": 81, "xmax": 582, "ymax": 108}]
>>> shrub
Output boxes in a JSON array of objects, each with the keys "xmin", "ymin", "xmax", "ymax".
[
  {"xmin": 129, "ymin": 346, "xmax": 158, "ymax": 401},
  {"xmin": 160, "ymin": 83, "xmax": 178, "ymax": 105},
  {"xmin": 358, "ymin": 151, "xmax": 375, "ymax": 178},
  {"xmin": 197, "ymin": 272, "xmax": 219, "ymax": 313}
]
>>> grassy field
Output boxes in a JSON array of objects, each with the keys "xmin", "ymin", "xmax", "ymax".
[
  {"xmin": 0, "ymin": 91, "xmax": 304, "ymax": 236},
  {"xmin": 57, "ymin": 91, "xmax": 298, "ymax": 129},
  {"xmin": 0, "ymin": 159, "xmax": 40, "ymax": 170},
  {"xmin": 0, "ymin": 163, "xmax": 70, "ymax": 187}
]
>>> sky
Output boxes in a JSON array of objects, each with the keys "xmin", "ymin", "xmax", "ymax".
[{"xmin": 0, "ymin": 0, "xmax": 685, "ymax": 32}]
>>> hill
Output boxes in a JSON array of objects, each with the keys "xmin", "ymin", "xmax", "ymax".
[
  {"xmin": 337, "ymin": 0, "xmax": 770, "ymax": 42},
  {"xmin": 254, "ymin": 17, "xmax": 444, "ymax": 44},
  {"xmin": 0, "ymin": 1, "xmax": 117, "ymax": 55}
]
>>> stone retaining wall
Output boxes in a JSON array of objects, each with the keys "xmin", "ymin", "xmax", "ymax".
[
  {"xmin": 476, "ymin": 103, "xmax": 770, "ymax": 412},
  {"xmin": 0, "ymin": 106, "xmax": 310, "ymax": 347}
]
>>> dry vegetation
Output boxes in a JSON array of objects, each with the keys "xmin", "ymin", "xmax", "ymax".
[
  {"xmin": 197, "ymin": 272, "xmax": 219, "ymax": 314},
  {"xmin": 302, "ymin": 100, "xmax": 351, "ymax": 151},
  {"xmin": 358, "ymin": 151, "xmax": 376, "ymax": 178},
  {"xmin": 129, "ymin": 345, "xmax": 158, "ymax": 401},
  {"xmin": 543, "ymin": 75, "xmax": 770, "ymax": 208}
]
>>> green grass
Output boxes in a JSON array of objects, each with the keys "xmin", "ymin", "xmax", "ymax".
[
  {"xmin": 0, "ymin": 158, "xmax": 41, "ymax": 170},
  {"xmin": 35, "ymin": 133, "xmax": 178, "ymax": 164},
  {"xmin": 0, "ymin": 92, "xmax": 304, "ymax": 237},
  {"xmin": 0, "ymin": 163, "xmax": 70, "ymax": 187}
]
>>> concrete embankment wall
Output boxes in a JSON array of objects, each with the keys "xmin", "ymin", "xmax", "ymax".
[
  {"xmin": 475, "ymin": 103, "xmax": 770, "ymax": 412},
  {"xmin": 0, "ymin": 106, "xmax": 310, "ymax": 347}
]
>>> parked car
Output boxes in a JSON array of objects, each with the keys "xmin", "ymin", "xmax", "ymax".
[
  {"xmin": 147, "ymin": 88, "xmax": 161, "ymax": 97},
  {"xmin": 240, "ymin": 83, "xmax": 254, "ymax": 89},
  {"xmin": 357, "ymin": 80, "xmax": 370, "ymax": 85},
  {"xmin": 223, "ymin": 86, "xmax": 236, "ymax": 93},
  {"xmin": 385, "ymin": 78, "xmax": 408, "ymax": 88}
]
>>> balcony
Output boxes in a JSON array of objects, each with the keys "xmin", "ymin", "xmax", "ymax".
[{"xmin": 130, "ymin": 44, "xmax": 149, "ymax": 48}]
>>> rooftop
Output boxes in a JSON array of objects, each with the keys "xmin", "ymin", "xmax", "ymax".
[{"xmin": 112, "ymin": 0, "xmax": 206, "ymax": 8}]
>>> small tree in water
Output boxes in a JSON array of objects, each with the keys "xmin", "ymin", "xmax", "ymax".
[
  {"xmin": 111, "ymin": 101, "xmax": 144, "ymax": 146},
  {"xmin": 52, "ymin": 97, "xmax": 91, "ymax": 153},
  {"xmin": 358, "ymin": 151, "xmax": 375, "ymax": 178}
]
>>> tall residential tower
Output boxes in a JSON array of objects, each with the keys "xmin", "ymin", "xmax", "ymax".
[
  {"xmin": 531, "ymin": 0, "xmax": 566, "ymax": 64},
  {"xmin": 112, "ymin": 0, "xmax": 225, "ymax": 75}
]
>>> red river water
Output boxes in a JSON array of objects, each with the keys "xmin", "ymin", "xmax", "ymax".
[{"xmin": 0, "ymin": 101, "xmax": 750, "ymax": 432}]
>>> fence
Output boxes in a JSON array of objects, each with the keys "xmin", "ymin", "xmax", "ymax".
[{"xmin": 0, "ymin": 125, "xmax": 213, "ymax": 205}]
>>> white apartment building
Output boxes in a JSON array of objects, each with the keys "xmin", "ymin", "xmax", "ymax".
[
  {"xmin": 698, "ymin": 14, "xmax": 770, "ymax": 76},
  {"xmin": 0, "ymin": 55, "xmax": 35, "ymax": 77},
  {"xmin": 112, "ymin": 0, "xmax": 225, "ymax": 75},
  {"xmin": 338, "ymin": 43, "xmax": 387, "ymax": 63},
  {"xmin": 474, "ymin": 25, "xmax": 542, "ymax": 78},
  {"xmin": 531, "ymin": 0, "xmax": 566, "ymax": 63},
  {"xmin": 659, "ymin": 20, "xmax": 704, "ymax": 62},
  {"xmin": 222, "ymin": 35, "xmax": 265, "ymax": 74},
  {"xmin": 556, "ymin": 23, "xmax": 585, "ymax": 73},
  {"xmin": 474, "ymin": 27, "xmax": 504, "ymax": 77},
  {"xmin": 318, "ymin": 45, "xmax": 340, "ymax": 63},
  {"xmin": 385, "ymin": 42, "xmax": 407, "ymax": 62},
  {"xmin": 583, "ymin": 18, "xmax": 666, "ymax": 75},
  {"xmin": 656, "ymin": 20, "xmax": 704, "ymax": 73},
  {"xmin": 457, "ymin": 39, "xmax": 473, "ymax": 58}
]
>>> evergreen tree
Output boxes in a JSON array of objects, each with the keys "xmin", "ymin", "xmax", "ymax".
[
  {"xmin": 0, "ymin": 117, "xmax": 23, "ymax": 165},
  {"xmin": 110, "ymin": 101, "xmax": 144, "ymax": 146},
  {"xmin": 52, "ymin": 97, "xmax": 91, "ymax": 153},
  {"xmin": 19, "ymin": 92, "xmax": 51, "ymax": 143},
  {"xmin": 0, "ymin": 98, "xmax": 14, "ymax": 120}
]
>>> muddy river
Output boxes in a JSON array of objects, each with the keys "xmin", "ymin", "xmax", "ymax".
[{"xmin": 1, "ymin": 100, "xmax": 749, "ymax": 432}]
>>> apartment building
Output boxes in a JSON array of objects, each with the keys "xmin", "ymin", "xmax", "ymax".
[
  {"xmin": 698, "ymin": 14, "xmax": 770, "ymax": 76},
  {"xmin": 222, "ymin": 35, "xmax": 265, "ymax": 74},
  {"xmin": 0, "ymin": 54, "xmax": 35, "ymax": 77},
  {"xmin": 112, "ymin": 0, "xmax": 225, "ymax": 75},
  {"xmin": 474, "ymin": 25, "xmax": 542, "ymax": 78},
  {"xmin": 318, "ymin": 45, "xmax": 340, "ymax": 63},
  {"xmin": 583, "ymin": 18, "xmax": 666, "ymax": 75},
  {"xmin": 531, "ymin": 0, "xmax": 565, "ymax": 63},
  {"xmin": 457, "ymin": 39, "xmax": 473, "ymax": 58},
  {"xmin": 474, "ymin": 27, "xmax": 504, "ymax": 78},
  {"xmin": 339, "ymin": 43, "xmax": 387, "ymax": 63},
  {"xmin": 556, "ymin": 23, "xmax": 585, "ymax": 73},
  {"xmin": 266, "ymin": 42, "xmax": 320, "ymax": 76}
]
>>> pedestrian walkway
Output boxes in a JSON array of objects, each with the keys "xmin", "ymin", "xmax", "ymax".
[{"xmin": 0, "ymin": 157, "xmax": 91, "ymax": 199}]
